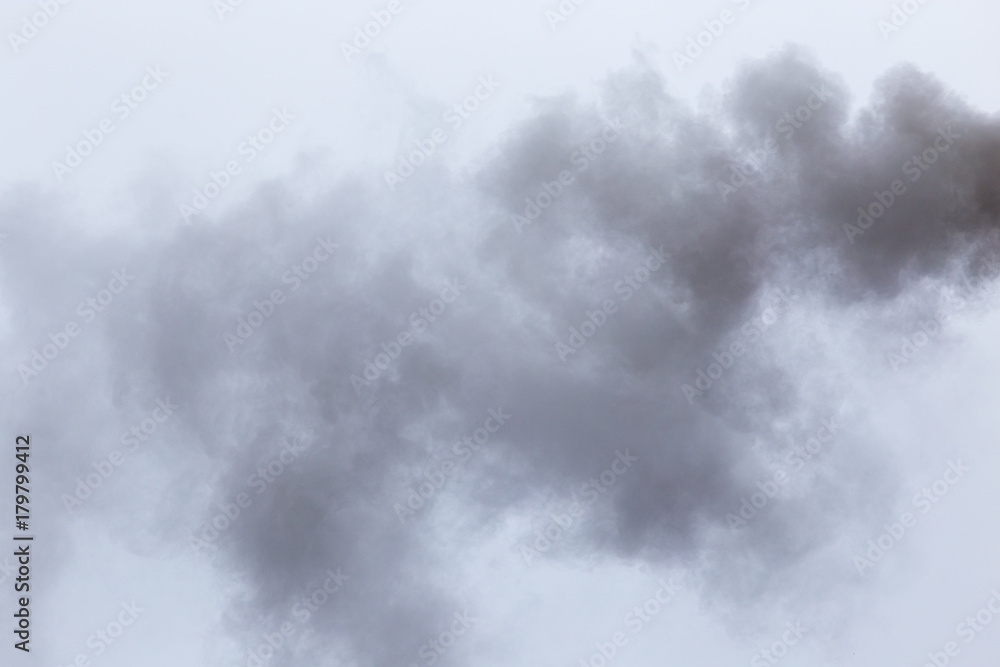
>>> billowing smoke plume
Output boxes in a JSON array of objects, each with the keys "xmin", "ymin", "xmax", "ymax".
[{"xmin": 4, "ymin": 46, "xmax": 998, "ymax": 665}]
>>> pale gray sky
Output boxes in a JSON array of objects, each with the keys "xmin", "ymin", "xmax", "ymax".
[{"xmin": 2, "ymin": 2, "xmax": 1000, "ymax": 666}]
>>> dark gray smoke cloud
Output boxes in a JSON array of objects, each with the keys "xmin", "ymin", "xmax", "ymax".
[{"xmin": 4, "ymin": 46, "xmax": 999, "ymax": 665}]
